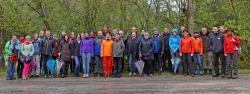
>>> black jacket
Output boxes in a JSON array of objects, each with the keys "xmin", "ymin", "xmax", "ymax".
[{"xmin": 139, "ymin": 38, "xmax": 154, "ymax": 60}]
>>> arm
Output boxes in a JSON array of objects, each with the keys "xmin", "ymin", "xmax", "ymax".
[
  {"xmin": 100, "ymin": 40, "xmax": 104, "ymax": 57},
  {"xmin": 200, "ymin": 38, "xmax": 203, "ymax": 55}
]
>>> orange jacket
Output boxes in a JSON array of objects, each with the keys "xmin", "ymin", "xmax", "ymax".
[
  {"xmin": 224, "ymin": 34, "xmax": 240, "ymax": 54},
  {"xmin": 101, "ymin": 39, "xmax": 113, "ymax": 57},
  {"xmin": 180, "ymin": 36, "xmax": 193, "ymax": 54},
  {"xmin": 192, "ymin": 37, "xmax": 203, "ymax": 55}
]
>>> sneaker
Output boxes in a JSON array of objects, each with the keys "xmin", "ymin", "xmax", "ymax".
[
  {"xmin": 86, "ymin": 74, "xmax": 89, "ymax": 78},
  {"xmin": 191, "ymin": 74, "xmax": 195, "ymax": 77},
  {"xmin": 232, "ymin": 76, "xmax": 237, "ymax": 79},
  {"xmin": 128, "ymin": 72, "xmax": 132, "ymax": 76},
  {"xmin": 149, "ymin": 74, "xmax": 153, "ymax": 77},
  {"xmin": 221, "ymin": 74, "xmax": 225, "ymax": 78},
  {"xmin": 22, "ymin": 77, "xmax": 27, "ymax": 80},
  {"xmin": 133, "ymin": 73, "xmax": 137, "ymax": 76},
  {"xmin": 82, "ymin": 74, "xmax": 86, "ymax": 78},
  {"xmin": 212, "ymin": 74, "xmax": 219, "ymax": 77}
]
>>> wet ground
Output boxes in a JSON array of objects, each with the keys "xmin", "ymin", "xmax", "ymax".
[{"xmin": 0, "ymin": 75, "xmax": 250, "ymax": 94}]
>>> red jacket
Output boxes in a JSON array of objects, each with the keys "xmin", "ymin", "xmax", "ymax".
[
  {"xmin": 192, "ymin": 37, "xmax": 203, "ymax": 55},
  {"xmin": 180, "ymin": 36, "xmax": 193, "ymax": 54},
  {"xmin": 224, "ymin": 34, "xmax": 240, "ymax": 54}
]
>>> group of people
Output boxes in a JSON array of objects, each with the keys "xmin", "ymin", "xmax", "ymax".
[{"xmin": 4, "ymin": 25, "xmax": 241, "ymax": 80}]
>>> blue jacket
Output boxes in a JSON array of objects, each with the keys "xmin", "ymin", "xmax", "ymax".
[
  {"xmin": 94, "ymin": 36, "xmax": 104, "ymax": 56},
  {"xmin": 152, "ymin": 35, "xmax": 161, "ymax": 54},
  {"xmin": 169, "ymin": 34, "xmax": 180, "ymax": 52},
  {"xmin": 32, "ymin": 39, "xmax": 41, "ymax": 55}
]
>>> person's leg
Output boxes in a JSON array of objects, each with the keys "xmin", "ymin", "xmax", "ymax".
[
  {"xmin": 226, "ymin": 54, "xmax": 232, "ymax": 78},
  {"xmin": 35, "ymin": 55, "xmax": 41, "ymax": 76},
  {"xmin": 162, "ymin": 52, "xmax": 167, "ymax": 72},
  {"xmin": 107, "ymin": 56, "xmax": 112, "ymax": 76},
  {"xmin": 117, "ymin": 57, "xmax": 123, "ymax": 77},
  {"xmin": 42, "ymin": 55, "xmax": 49, "ymax": 77},
  {"xmin": 193, "ymin": 53, "xmax": 198, "ymax": 75},
  {"xmin": 202, "ymin": 52, "xmax": 208, "ymax": 74},
  {"xmin": 82, "ymin": 53, "xmax": 86, "ymax": 75},
  {"xmin": 16, "ymin": 59, "xmax": 22, "ymax": 78},
  {"xmin": 213, "ymin": 53, "xmax": 220, "ymax": 76},
  {"xmin": 220, "ymin": 53, "xmax": 226, "ymax": 77},
  {"xmin": 197, "ymin": 53, "xmax": 202, "ymax": 75},
  {"xmin": 148, "ymin": 60, "xmax": 153, "ymax": 76},
  {"xmin": 6, "ymin": 62, "xmax": 12, "ymax": 79},
  {"xmin": 94, "ymin": 56, "xmax": 99, "ymax": 75},
  {"xmin": 208, "ymin": 51, "xmax": 214, "ymax": 75},
  {"xmin": 131, "ymin": 56, "xmax": 137, "ymax": 74},
  {"xmin": 182, "ymin": 54, "xmax": 188, "ymax": 75},
  {"xmin": 86, "ymin": 53, "xmax": 91, "ymax": 76},
  {"xmin": 112, "ymin": 57, "xmax": 118, "ymax": 76},
  {"xmin": 128, "ymin": 54, "xmax": 133, "ymax": 74},
  {"xmin": 74, "ymin": 56, "xmax": 80, "ymax": 76},
  {"xmin": 232, "ymin": 53, "xmax": 238, "ymax": 78},
  {"xmin": 102, "ymin": 57, "xmax": 107, "ymax": 76},
  {"xmin": 187, "ymin": 53, "xmax": 194, "ymax": 76}
]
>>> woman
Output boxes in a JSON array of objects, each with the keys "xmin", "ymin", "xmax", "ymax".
[
  {"xmin": 5, "ymin": 35, "xmax": 20, "ymax": 80},
  {"xmin": 224, "ymin": 28, "xmax": 240, "ymax": 79},
  {"xmin": 139, "ymin": 32, "xmax": 154, "ymax": 77},
  {"xmin": 72, "ymin": 34, "xmax": 81, "ymax": 77},
  {"xmin": 20, "ymin": 35, "xmax": 34, "ymax": 80},
  {"xmin": 59, "ymin": 35, "xmax": 72, "ymax": 78},
  {"xmin": 52, "ymin": 34, "xmax": 59, "ymax": 60},
  {"xmin": 192, "ymin": 32, "xmax": 203, "ymax": 75},
  {"xmin": 112, "ymin": 33, "xmax": 125, "ymax": 78},
  {"xmin": 32, "ymin": 34, "xmax": 41, "ymax": 77},
  {"xmin": 169, "ymin": 29, "xmax": 181, "ymax": 73},
  {"xmin": 101, "ymin": 33, "xmax": 113, "ymax": 77},
  {"xmin": 80, "ymin": 33, "xmax": 94, "ymax": 78},
  {"xmin": 180, "ymin": 30, "xmax": 195, "ymax": 77}
]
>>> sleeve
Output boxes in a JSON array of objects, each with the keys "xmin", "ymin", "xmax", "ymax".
[
  {"xmin": 191, "ymin": 38, "xmax": 195, "ymax": 54},
  {"xmin": 179, "ymin": 38, "xmax": 182, "ymax": 54},
  {"xmin": 30, "ymin": 44, "xmax": 35, "ymax": 56},
  {"xmin": 200, "ymin": 39, "xmax": 203, "ymax": 55},
  {"xmin": 169, "ymin": 37, "xmax": 173, "ymax": 51},
  {"xmin": 100, "ymin": 40, "xmax": 104, "ymax": 57},
  {"xmin": 139, "ymin": 41, "xmax": 142, "ymax": 55},
  {"xmin": 234, "ymin": 36, "xmax": 240, "ymax": 46},
  {"xmin": 4, "ymin": 41, "xmax": 11, "ymax": 56},
  {"xmin": 223, "ymin": 37, "xmax": 227, "ymax": 54}
]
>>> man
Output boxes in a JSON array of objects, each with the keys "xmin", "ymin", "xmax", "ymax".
[
  {"xmin": 94, "ymin": 31, "xmax": 104, "ymax": 76},
  {"xmin": 126, "ymin": 32, "xmax": 140, "ymax": 76},
  {"xmin": 5, "ymin": 35, "xmax": 20, "ymax": 80},
  {"xmin": 41, "ymin": 30, "xmax": 54, "ymax": 78},
  {"xmin": 138, "ymin": 29, "xmax": 145, "ymax": 41},
  {"xmin": 224, "ymin": 28, "xmax": 240, "ymax": 79},
  {"xmin": 210, "ymin": 27, "xmax": 225, "ymax": 77},
  {"xmin": 161, "ymin": 27, "xmax": 171, "ymax": 72},
  {"xmin": 118, "ymin": 30, "xmax": 126, "ymax": 72},
  {"xmin": 201, "ymin": 27, "xmax": 213, "ymax": 75},
  {"xmin": 152, "ymin": 28, "xmax": 162, "ymax": 74}
]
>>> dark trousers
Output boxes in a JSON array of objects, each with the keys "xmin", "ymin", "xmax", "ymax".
[
  {"xmin": 113, "ymin": 57, "xmax": 123, "ymax": 76},
  {"xmin": 182, "ymin": 53, "xmax": 194, "ymax": 75},
  {"xmin": 162, "ymin": 51, "xmax": 172, "ymax": 72},
  {"xmin": 226, "ymin": 53, "xmax": 238, "ymax": 77},
  {"xmin": 153, "ymin": 53, "xmax": 162, "ymax": 73},
  {"xmin": 42, "ymin": 54, "xmax": 51, "ymax": 76},
  {"xmin": 61, "ymin": 61, "xmax": 70, "ymax": 76},
  {"xmin": 213, "ymin": 52, "xmax": 225, "ymax": 75},
  {"xmin": 16, "ymin": 59, "xmax": 23, "ymax": 78},
  {"xmin": 70, "ymin": 59, "xmax": 74, "ymax": 73},
  {"xmin": 143, "ymin": 59, "xmax": 153, "ymax": 75}
]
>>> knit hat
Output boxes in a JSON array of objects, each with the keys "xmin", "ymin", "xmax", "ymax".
[{"xmin": 171, "ymin": 28, "xmax": 178, "ymax": 33}]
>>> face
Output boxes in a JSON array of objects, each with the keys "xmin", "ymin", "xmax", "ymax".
[
  {"xmin": 131, "ymin": 32, "xmax": 137, "ymax": 38},
  {"xmin": 64, "ymin": 35, "xmax": 69, "ymax": 40},
  {"xmin": 141, "ymin": 30, "xmax": 145, "ymax": 35},
  {"xmin": 219, "ymin": 26, "xmax": 225, "ymax": 33},
  {"xmin": 106, "ymin": 34, "xmax": 111, "ymax": 40},
  {"xmin": 193, "ymin": 33, "xmax": 199, "ymax": 37},
  {"xmin": 227, "ymin": 30, "xmax": 233, "ymax": 35},
  {"xmin": 53, "ymin": 35, "xmax": 57, "ymax": 40},
  {"xmin": 212, "ymin": 27, "xmax": 219, "ymax": 33},
  {"xmin": 144, "ymin": 33, "xmax": 149, "ymax": 39},
  {"xmin": 97, "ymin": 31, "xmax": 103, "ymax": 36},
  {"xmin": 34, "ymin": 34, "xmax": 39, "ymax": 39},
  {"xmin": 45, "ymin": 31, "xmax": 51, "ymax": 38},
  {"xmin": 84, "ymin": 33, "xmax": 89, "ymax": 38},
  {"xmin": 183, "ymin": 32, "xmax": 188, "ymax": 37},
  {"xmin": 115, "ymin": 34, "xmax": 120, "ymax": 40},
  {"xmin": 164, "ymin": 28, "xmax": 169, "ymax": 33},
  {"xmin": 62, "ymin": 31, "xmax": 66, "ymax": 36},
  {"xmin": 181, "ymin": 27, "xmax": 186, "ymax": 32},
  {"xmin": 154, "ymin": 31, "xmax": 158, "ymax": 35},
  {"xmin": 12, "ymin": 35, "xmax": 17, "ymax": 41},
  {"xmin": 77, "ymin": 34, "xmax": 80, "ymax": 39},
  {"xmin": 26, "ymin": 37, "xmax": 31, "ymax": 42},
  {"xmin": 119, "ymin": 31, "xmax": 124, "ymax": 37},
  {"xmin": 39, "ymin": 31, "xmax": 44, "ymax": 37},
  {"xmin": 131, "ymin": 27, "xmax": 137, "ymax": 32},
  {"xmin": 173, "ymin": 32, "xmax": 177, "ymax": 36},
  {"xmin": 202, "ymin": 28, "xmax": 207, "ymax": 35},
  {"xmin": 80, "ymin": 33, "xmax": 84, "ymax": 39}
]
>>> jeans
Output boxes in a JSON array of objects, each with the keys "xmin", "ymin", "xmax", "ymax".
[
  {"xmin": 171, "ymin": 52, "xmax": 180, "ymax": 73},
  {"xmin": 94, "ymin": 55, "xmax": 103, "ymax": 74},
  {"xmin": 33, "ymin": 55, "xmax": 41, "ymax": 75},
  {"xmin": 128, "ymin": 54, "xmax": 137, "ymax": 73},
  {"xmin": 16, "ymin": 59, "xmax": 23, "ymax": 78},
  {"xmin": 182, "ymin": 53, "xmax": 194, "ymax": 75},
  {"xmin": 193, "ymin": 52, "xmax": 202, "ymax": 75},
  {"xmin": 82, "ymin": 53, "xmax": 91, "ymax": 75},
  {"xmin": 153, "ymin": 53, "xmax": 162, "ymax": 73},
  {"xmin": 74, "ymin": 56, "xmax": 81, "ymax": 76},
  {"xmin": 113, "ymin": 57, "xmax": 122, "ymax": 76},
  {"xmin": 143, "ymin": 59, "xmax": 153, "ymax": 75},
  {"xmin": 6, "ymin": 61, "xmax": 17, "ymax": 79}
]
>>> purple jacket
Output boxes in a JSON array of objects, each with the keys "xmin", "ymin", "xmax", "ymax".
[{"xmin": 80, "ymin": 38, "xmax": 94, "ymax": 55}]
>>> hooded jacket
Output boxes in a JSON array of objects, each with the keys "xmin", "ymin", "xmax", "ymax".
[
  {"xmin": 180, "ymin": 36, "xmax": 193, "ymax": 54},
  {"xmin": 126, "ymin": 37, "xmax": 140, "ymax": 56},
  {"xmin": 152, "ymin": 35, "xmax": 161, "ymax": 54},
  {"xmin": 161, "ymin": 33, "xmax": 170, "ymax": 53},
  {"xmin": 191, "ymin": 37, "xmax": 203, "ymax": 54},
  {"xmin": 169, "ymin": 34, "xmax": 181, "ymax": 52},
  {"xmin": 94, "ymin": 36, "xmax": 104, "ymax": 56},
  {"xmin": 201, "ymin": 33, "xmax": 212, "ymax": 52},
  {"xmin": 80, "ymin": 37, "xmax": 94, "ymax": 54},
  {"xmin": 139, "ymin": 38, "xmax": 154, "ymax": 60},
  {"xmin": 20, "ymin": 41, "xmax": 34, "ymax": 57},
  {"xmin": 41, "ymin": 37, "xmax": 54, "ymax": 55},
  {"xmin": 101, "ymin": 39, "xmax": 113, "ymax": 57},
  {"xmin": 59, "ymin": 40, "xmax": 72, "ymax": 61},
  {"xmin": 224, "ymin": 34, "xmax": 240, "ymax": 54},
  {"xmin": 112, "ymin": 39, "xmax": 125, "ymax": 57}
]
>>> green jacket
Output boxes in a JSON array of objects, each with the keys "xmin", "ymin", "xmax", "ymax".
[{"xmin": 4, "ymin": 40, "xmax": 20, "ymax": 66}]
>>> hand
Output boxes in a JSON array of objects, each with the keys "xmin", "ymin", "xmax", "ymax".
[
  {"xmin": 179, "ymin": 53, "xmax": 182, "ymax": 56},
  {"xmin": 231, "ymin": 39, "xmax": 236, "ymax": 42},
  {"xmin": 224, "ymin": 54, "xmax": 228, "ymax": 56},
  {"xmin": 71, "ymin": 56, "xmax": 74, "ymax": 59},
  {"xmin": 139, "ymin": 54, "xmax": 142, "ymax": 58},
  {"xmin": 191, "ymin": 53, "xmax": 194, "ymax": 56}
]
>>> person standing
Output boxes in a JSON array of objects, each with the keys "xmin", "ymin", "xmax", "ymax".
[
  {"xmin": 71, "ymin": 34, "xmax": 81, "ymax": 77},
  {"xmin": 152, "ymin": 28, "xmax": 162, "ymax": 74},
  {"xmin": 211, "ymin": 27, "xmax": 225, "ymax": 77},
  {"xmin": 192, "ymin": 32, "xmax": 203, "ymax": 75},
  {"xmin": 94, "ymin": 31, "xmax": 104, "ymax": 76},
  {"xmin": 16, "ymin": 33, "xmax": 26, "ymax": 78},
  {"xmin": 139, "ymin": 32, "xmax": 154, "ymax": 77},
  {"xmin": 5, "ymin": 35, "xmax": 20, "ymax": 80},
  {"xmin": 126, "ymin": 32, "xmax": 140, "ymax": 76},
  {"xmin": 41, "ymin": 30, "xmax": 54, "ymax": 78},
  {"xmin": 161, "ymin": 27, "xmax": 171, "ymax": 72},
  {"xmin": 32, "ymin": 34, "xmax": 42, "ymax": 77},
  {"xmin": 112, "ymin": 33, "xmax": 125, "ymax": 78},
  {"xmin": 180, "ymin": 30, "xmax": 195, "ymax": 77},
  {"xmin": 224, "ymin": 29, "xmax": 240, "ymax": 79},
  {"xmin": 101, "ymin": 33, "xmax": 113, "ymax": 77},
  {"xmin": 169, "ymin": 29, "xmax": 181, "ymax": 73},
  {"xmin": 201, "ymin": 27, "xmax": 213, "ymax": 75},
  {"xmin": 59, "ymin": 35, "xmax": 72, "ymax": 78},
  {"xmin": 80, "ymin": 33, "xmax": 94, "ymax": 78},
  {"xmin": 20, "ymin": 35, "xmax": 34, "ymax": 80}
]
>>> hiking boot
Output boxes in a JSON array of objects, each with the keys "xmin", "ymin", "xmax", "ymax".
[
  {"xmin": 128, "ymin": 72, "xmax": 132, "ymax": 76},
  {"xmin": 212, "ymin": 74, "xmax": 219, "ymax": 77}
]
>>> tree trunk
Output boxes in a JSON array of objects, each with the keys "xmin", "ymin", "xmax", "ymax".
[{"xmin": 187, "ymin": 0, "xmax": 194, "ymax": 33}]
